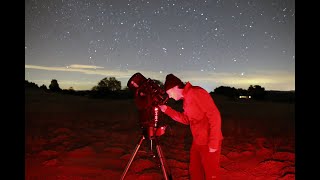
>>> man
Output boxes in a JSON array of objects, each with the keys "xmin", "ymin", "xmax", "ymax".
[{"xmin": 158, "ymin": 74, "xmax": 223, "ymax": 180}]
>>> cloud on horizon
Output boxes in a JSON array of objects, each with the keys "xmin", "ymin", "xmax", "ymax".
[{"xmin": 67, "ymin": 64, "xmax": 104, "ymax": 69}]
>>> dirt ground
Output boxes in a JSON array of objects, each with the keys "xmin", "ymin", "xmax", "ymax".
[{"xmin": 25, "ymin": 89, "xmax": 295, "ymax": 180}]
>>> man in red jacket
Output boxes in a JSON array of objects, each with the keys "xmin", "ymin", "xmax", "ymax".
[{"xmin": 159, "ymin": 74, "xmax": 223, "ymax": 180}]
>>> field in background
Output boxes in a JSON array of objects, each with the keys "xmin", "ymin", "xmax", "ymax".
[
  {"xmin": 25, "ymin": 88, "xmax": 295, "ymax": 179},
  {"xmin": 26, "ymin": 88, "xmax": 294, "ymax": 136}
]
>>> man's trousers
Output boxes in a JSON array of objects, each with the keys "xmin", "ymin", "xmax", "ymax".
[{"xmin": 189, "ymin": 141, "xmax": 222, "ymax": 180}]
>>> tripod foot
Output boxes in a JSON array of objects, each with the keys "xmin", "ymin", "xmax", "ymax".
[
  {"xmin": 120, "ymin": 135, "xmax": 145, "ymax": 180},
  {"xmin": 155, "ymin": 139, "xmax": 173, "ymax": 180}
]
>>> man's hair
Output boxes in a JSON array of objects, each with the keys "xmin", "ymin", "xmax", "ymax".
[{"xmin": 164, "ymin": 74, "xmax": 185, "ymax": 91}]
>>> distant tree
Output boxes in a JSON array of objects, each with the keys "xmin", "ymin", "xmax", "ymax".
[
  {"xmin": 68, "ymin": 87, "xmax": 75, "ymax": 91},
  {"xmin": 237, "ymin": 88, "xmax": 248, "ymax": 96},
  {"xmin": 91, "ymin": 86, "xmax": 98, "ymax": 91},
  {"xmin": 61, "ymin": 86, "xmax": 76, "ymax": 95},
  {"xmin": 92, "ymin": 77, "xmax": 121, "ymax": 92},
  {"xmin": 39, "ymin": 84, "xmax": 48, "ymax": 90},
  {"xmin": 67, "ymin": 86, "xmax": 75, "ymax": 94},
  {"xmin": 25, "ymin": 80, "xmax": 39, "ymax": 89},
  {"xmin": 213, "ymin": 86, "xmax": 237, "ymax": 98},
  {"xmin": 248, "ymin": 85, "xmax": 266, "ymax": 100},
  {"xmin": 49, "ymin": 79, "xmax": 62, "ymax": 92}
]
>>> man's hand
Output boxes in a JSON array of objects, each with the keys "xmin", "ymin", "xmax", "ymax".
[
  {"xmin": 209, "ymin": 147, "xmax": 217, "ymax": 153},
  {"xmin": 158, "ymin": 105, "xmax": 167, "ymax": 112}
]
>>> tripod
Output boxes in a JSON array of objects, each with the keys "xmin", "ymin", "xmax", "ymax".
[{"xmin": 120, "ymin": 107, "xmax": 172, "ymax": 180}]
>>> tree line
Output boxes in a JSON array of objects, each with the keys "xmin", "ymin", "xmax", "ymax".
[{"xmin": 25, "ymin": 76, "xmax": 294, "ymax": 103}]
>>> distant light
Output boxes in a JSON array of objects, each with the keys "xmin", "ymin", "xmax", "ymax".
[{"xmin": 239, "ymin": 95, "xmax": 251, "ymax": 99}]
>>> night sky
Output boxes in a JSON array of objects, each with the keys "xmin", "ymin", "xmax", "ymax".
[{"xmin": 25, "ymin": 0, "xmax": 295, "ymax": 92}]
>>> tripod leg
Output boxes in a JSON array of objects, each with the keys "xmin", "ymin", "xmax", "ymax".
[
  {"xmin": 155, "ymin": 139, "xmax": 173, "ymax": 180},
  {"xmin": 120, "ymin": 135, "xmax": 145, "ymax": 180}
]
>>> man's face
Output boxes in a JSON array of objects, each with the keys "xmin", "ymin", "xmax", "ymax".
[{"xmin": 166, "ymin": 86, "xmax": 182, "ymax": 101}]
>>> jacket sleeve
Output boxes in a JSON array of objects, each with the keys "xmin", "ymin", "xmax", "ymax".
[
  {"xmin": 195, "ymin": 90, "xmax": 222, "ymax": 149},
  {"xmin": 164, "ymin": 106, "xmax": 190, "ymax": 125}
]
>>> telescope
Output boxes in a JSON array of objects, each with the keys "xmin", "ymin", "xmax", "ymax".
[
  {"xmin": 127, "ymin": 72, "xmax": 169, "ymax": 106},
  {"xmin": 127, "ymin": 72, "xmax": 169, "ymax": 138},
  {"xmin": 121, "ymin": 72, "xmax": 172, "ymax": 180}
]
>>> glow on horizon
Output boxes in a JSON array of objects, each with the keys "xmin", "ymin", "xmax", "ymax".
[{"xmin": 25, "ymin": 64, "xmax": 294, "ymax": 92}]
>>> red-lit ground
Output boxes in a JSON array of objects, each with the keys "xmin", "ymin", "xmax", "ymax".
[{"xmin": 25, "ymin": 89, "xmax": 295, "ymax": 180}]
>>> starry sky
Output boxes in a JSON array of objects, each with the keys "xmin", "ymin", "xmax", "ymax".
[{"xmin": 25, "ymin": 0, "xmax": 295, "ymax": 92}]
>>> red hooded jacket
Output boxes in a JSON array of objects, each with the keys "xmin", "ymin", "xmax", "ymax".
[{"xmin": 164, "ymin": 82, "xmax": 223, "ymax": 149}]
